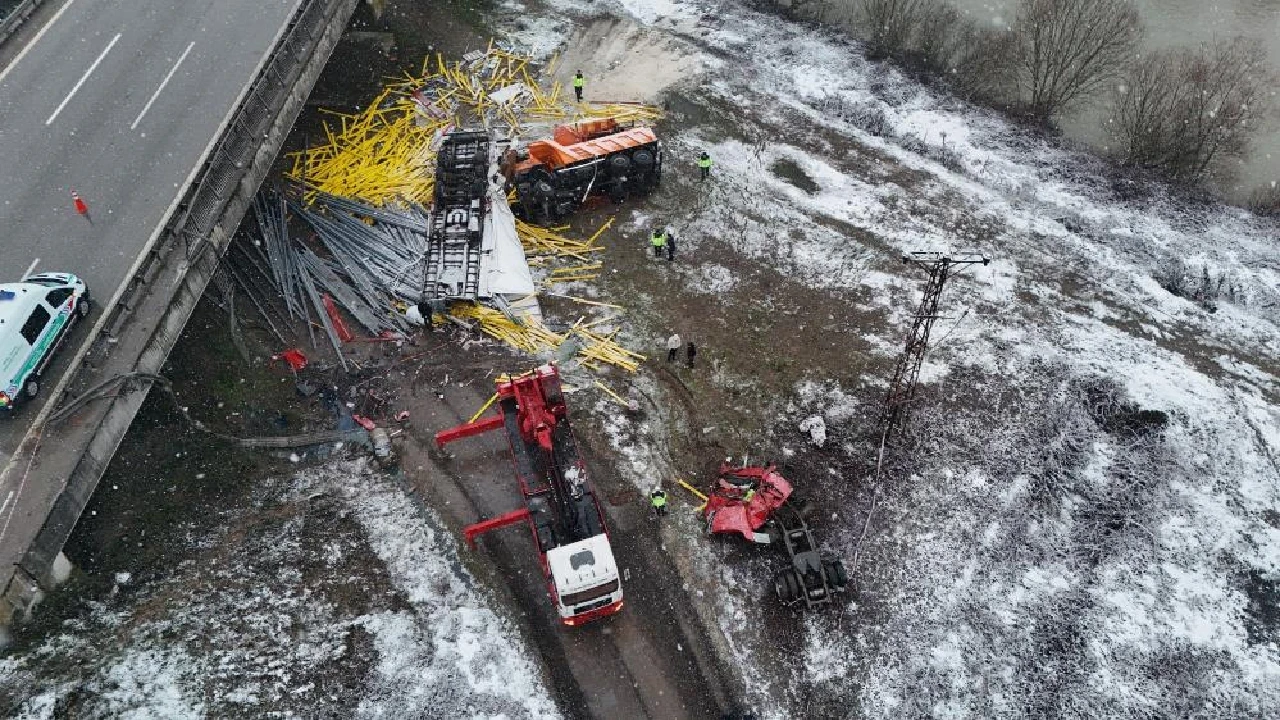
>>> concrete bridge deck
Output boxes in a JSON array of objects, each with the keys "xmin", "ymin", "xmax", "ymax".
[{"xmin": 0, "ymin": 0, "xmax": 361, "ymax": 627}]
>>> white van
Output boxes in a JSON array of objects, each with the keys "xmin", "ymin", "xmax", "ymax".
[{"xmin": 0, "ymin": 273, "xmax": 91, "ymax": 411}]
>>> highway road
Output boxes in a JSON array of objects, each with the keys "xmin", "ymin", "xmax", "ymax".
[{"xmin": 0, "ymin": 0, "xmax": 301, "ymax": 570}]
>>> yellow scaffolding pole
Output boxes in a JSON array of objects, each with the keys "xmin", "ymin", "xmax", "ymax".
[{"xmin": 468, "ymin": 393, "xmax": 499, "ymax": 424}]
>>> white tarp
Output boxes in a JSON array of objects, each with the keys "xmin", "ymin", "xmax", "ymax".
[{"xmin": 478, "ymin": 163, "xmax": 541, "ymax": 323}]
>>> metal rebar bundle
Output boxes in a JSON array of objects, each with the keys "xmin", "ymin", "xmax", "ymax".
[{"xmin": 239, "ymin": 185, "xmax": 438, "ymax": 369}]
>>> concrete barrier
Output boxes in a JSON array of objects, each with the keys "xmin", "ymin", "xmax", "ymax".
[{"xmin": 0, "ymin": 0, "xmax": 45, "ymax": 47}]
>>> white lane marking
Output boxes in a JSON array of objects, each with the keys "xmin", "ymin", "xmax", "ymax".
[
  {"xmin": 0, "ymin": 0, "xmax": 79, "ymax": 86},
  {"xmin": 21, "ymin": 258, "xmax": 39, "ymax": 280},
  {"xmin": 131, "ymin": 41, "xmax": 195, "ymax": 130},
  {"xmin": 45, "ymin": 32, "xmax": 121, "ymax": 126},
  {"xmin": 0, "ymin": 491, "xmax": 13, "ymax": 517}
]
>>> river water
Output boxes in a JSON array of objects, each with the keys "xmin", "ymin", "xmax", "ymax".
[{"xmin": 949, "ymin": 0, "xmax": 1280, "ymax": 201}]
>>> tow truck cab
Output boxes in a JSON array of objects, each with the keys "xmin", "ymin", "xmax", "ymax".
[
  {"xmin": 0, "ymin": 273, "xmax": 91, "ymax": 411},
  {"xmin": 548, "ymin": 533, "xmax": 623, "ymax": 625}
]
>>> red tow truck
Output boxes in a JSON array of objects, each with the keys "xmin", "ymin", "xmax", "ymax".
[{"xmin": 436, "ymin": 364, "xmax": 623, "ymax": 626}]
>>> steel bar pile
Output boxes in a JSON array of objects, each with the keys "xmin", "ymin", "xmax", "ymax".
[
  {"xmin": 289, "ymin": 196, "xmax": 429, "ymax": 335},
  {"xmin": 253, "ymin": 191, "xmax": 307, "ymax": 324},
  {"xmin": 240, "ymin": 187, "xmax": 433, "ymax": 372}
]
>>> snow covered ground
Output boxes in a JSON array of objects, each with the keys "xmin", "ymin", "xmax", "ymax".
[
  {"xmin": 3, "ymin": 0, "xmax": 1273, "ymax": 717},
  {"xmin": 510, "ymin": 0, "xmax": 1280, "ymax": 717},
  {"xmin": 0, "ymin": 461, "xmax": 560, "ymax": 719}
]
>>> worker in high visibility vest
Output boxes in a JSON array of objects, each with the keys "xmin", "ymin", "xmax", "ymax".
[
  {"xmin": 697, "ymin": 151, "xmax": 712, "ymax": 180},
  {"xmin": 650, "ymin": 228, "xmax": 668, "ymax": 258},
  {"xmin": 650, "ymin": 488, "xmax": 668, "ymax": 516},
  {"xmin": 573, "ymin": 71, "xmax": 585, "ymax": 101},
  {"xmin": 742, "ymin": 487, "xmax": 756, "ymax": 504}
]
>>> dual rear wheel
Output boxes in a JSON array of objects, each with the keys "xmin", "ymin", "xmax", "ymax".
[{"xmin": 773, "ymin": 559, "xmax": 849, "ymax": 603}]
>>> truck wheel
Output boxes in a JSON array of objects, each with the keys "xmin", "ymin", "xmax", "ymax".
[
  {"xmin": 24, "ymin": 379, "xmax": 39, "ymax": 400},
  {"xmin": 825, "ymin": 560, "xmax": 849, "ymax": 590},
  {"xmin": 77, "ymin": 292, "xmax": 92, "ymax": 318},
  {"xmin": 608, "ymin": 154, "xmax": 631, "ymax": 176},
  {"xmin": 763, "ymin": 520, "xmax": 783, "ymax": 544},
  {"xmin": 786, "ymin": 570, "xmax": 803, "ymax": 601},
  {"xmin": 774, "ymin": 569, "xmax": 801, "ymax": 603},
  {"xmin": 786, "ymin": 491, "xmax": 812, "ymax": 518}
]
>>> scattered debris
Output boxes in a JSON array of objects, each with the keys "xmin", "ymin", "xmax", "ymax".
[
  {"xmin": 699, "ymin": 463, "xmax": 848, "ymax": 608},
  {"xmin": 798, "ymin": 415, "xmax": 826, "ymax": 448}
]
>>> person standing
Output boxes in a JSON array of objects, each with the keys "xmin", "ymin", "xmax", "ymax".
[
  {"xmin": 650, "ymin": 228, "xmax": 667, "ymax": 258},
  {"xmin": 686, "ymin": 341, "xmax": 697, "ymax": 369},
  {"xmin": 697, "ymin": 151, "xmax": 712, "ymax": 180},
  {"xmin": 665, "ymin": 227, "xmax": 677, "ymax": 261},
  {"xmin": 666, "ymin": 332, "xmax": 682, "ymax": 362},
  {"xmin": 650, "ymin": 488, "xmax": 668, "ymax": 517},
  {"xmin": 573, "ymin": 71, "xmax": 585, "ymax": 101}
]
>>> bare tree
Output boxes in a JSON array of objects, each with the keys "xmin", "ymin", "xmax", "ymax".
[
  {"xmin": 860, "ymin": 0, "xmax": 928, "ymax": 59},
  {"xmin": 932, "ymin": 13, "xmax": 1019, "ymax": 104},
  {"xmin": 1012, "ymin": 0, "xmax": 1141, "ymax": 119},
  {"xmin": 1108, "ymin": 38, "xmax": 1271, "ymax": 180}
]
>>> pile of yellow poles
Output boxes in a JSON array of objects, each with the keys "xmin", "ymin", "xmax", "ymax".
[
  {"xmin": 544, "ymin": 263, "xmax": 603, "ymax": 286},
  {"xmin": 447, "ymin": 304, "xmax": 645, "ymax": 374},
  {"xmin": 517, "ymin": 217, "xmax": 613, "ymax": 260},
  {"xmin": 449, "ymin": 303, "xmax": 565, "ymax": 354},
  {"xmin": 578, "ymin": 102, "xmax": 664, "ymax": 126},
  {"xmin": 571, "ymin": 325, "xmax": 646, "ymax": 373},
  {"xmin": 287, "ymin": 89, "xmax": 442, "ymax": 206},
  {"xmin": 516, "ymin": 221, "xmax": 596, "ymax": 258}
]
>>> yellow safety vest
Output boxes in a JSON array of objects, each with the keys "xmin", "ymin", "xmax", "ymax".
[
  {"xmin": 651, "ymin": 232, "xmax": 667, "ymax": 247},
  {"xmin": 651, "ymin": 493, "xmax": 667, "ymax": 507},
  {"xmin": 573, "ymin": 75, "xmax": 584, "ymax": 88},
  {"xmin": 697, "ymin": 156, "xmax": 712, "ymax": 169}
]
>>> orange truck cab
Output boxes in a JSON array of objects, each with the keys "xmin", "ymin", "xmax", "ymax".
[{"xmin": 503, "ymin": 117, "xmax": 661, "ymax": 223}]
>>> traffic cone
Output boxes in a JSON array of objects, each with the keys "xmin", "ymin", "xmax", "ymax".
[{"xmin": 71, "ymin": 191, "xmax": 88, "ymax": 216}]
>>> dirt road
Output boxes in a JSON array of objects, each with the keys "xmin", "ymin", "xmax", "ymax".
[{"xmin": 396, "ymin": 367, "xmax": 736, "ymax": 720}]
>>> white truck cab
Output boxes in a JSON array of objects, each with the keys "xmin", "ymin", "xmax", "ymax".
[
  {"xmin": 547, "ymin": 533, "xmax": 623, "ymax": 625},
  {"xmin": 0, "ymin": 272, "xmax": 91, "ymax": 411}
]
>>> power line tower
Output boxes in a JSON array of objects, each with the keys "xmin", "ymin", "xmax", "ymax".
[{"xmin": 878, "ymin": 251, "xmax": 989, "ymax": 437}]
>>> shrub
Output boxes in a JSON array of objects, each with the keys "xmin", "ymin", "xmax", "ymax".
[
  {"xmin": 860, "ymin": 0, "xmax": 928, "ymax": 59},
  {"xmin": 1108, "ymin": 38, "xmax": 1272, "ymax": 181},
  {"xmin": 849, "ymin": 101, "xmax": 891, "ymax": 136}
]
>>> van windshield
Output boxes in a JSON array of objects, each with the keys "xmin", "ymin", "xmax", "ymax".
[{"xmin": 20, "ymin": 306, "xmax": 50, "ymax": 345}]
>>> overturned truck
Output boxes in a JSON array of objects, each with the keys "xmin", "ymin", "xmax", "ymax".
[
  {"xmin": 503, "ymin": 117, "xmax": 661, "ymax": 224},
  {"xmin": 702, "ymin": 463, "xmax": 849, "ymax": 608},
  {"xmin": 420, "ymin": 129, "xmax": 538, "ymax": 319}
]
